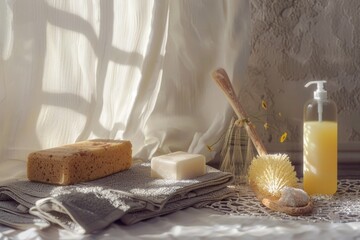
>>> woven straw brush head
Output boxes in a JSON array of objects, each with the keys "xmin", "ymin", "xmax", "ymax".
[{"xmin": 248, "ymin": 154, "xmax": 298, "ymax": 199}]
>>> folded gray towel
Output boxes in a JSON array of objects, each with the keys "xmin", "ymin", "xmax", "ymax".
[
  {"xmin": 0, "ymin": 163, "xmax": 234, "ymax": 234},
  {"xmin": 120, "ymin": 187, "xmax": 235, "ymax": 225},
  {"xmin": 0, "ymin": 200, "xmax": 50, "ymax": 230}
]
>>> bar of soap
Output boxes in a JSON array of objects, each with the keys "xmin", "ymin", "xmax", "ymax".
[
  {"xmin": 27, "ymin": 139, "xmax": 132, "ymax": 185},
  {"xmin": 151, "ymin": 151, "xmax": 206, "ymax": 180}
]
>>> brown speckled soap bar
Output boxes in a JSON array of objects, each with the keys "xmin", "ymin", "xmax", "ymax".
[{"xmin": 27, "ymin": 139, "xmax": 132, "ymax": 185}]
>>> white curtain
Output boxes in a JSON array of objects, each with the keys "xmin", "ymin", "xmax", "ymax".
[{"xmin": 0, "ymin": 0, "xmax": 250, "ymax": 181}]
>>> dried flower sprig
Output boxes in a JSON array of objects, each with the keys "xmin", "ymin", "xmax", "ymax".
[
  {"xmin": 251, "ymin": 99, "xmax": 288, "ymax": 143},
  {"xmin": 207, "ymin": 135, "xmax": 224, "ymax": 152}
]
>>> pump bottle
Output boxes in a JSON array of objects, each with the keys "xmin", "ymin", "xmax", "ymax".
[{"xmin": 303, "ymin": 81, "xmax": 337, "ymax": 195}]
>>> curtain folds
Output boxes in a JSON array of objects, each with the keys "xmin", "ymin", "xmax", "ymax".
[{"xmin": 0, "ymin": 0, "xmax": 250, "ymax": 180}]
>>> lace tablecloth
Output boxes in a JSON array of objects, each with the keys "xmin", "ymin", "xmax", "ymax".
[{"xmin": 206, "ymin": 179, "xmax": 360, "ymax": 223}]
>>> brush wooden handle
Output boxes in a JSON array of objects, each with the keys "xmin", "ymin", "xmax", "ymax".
[{"xmin": 211, "ymin": 68, "xmax": 267, "ymax": 156}]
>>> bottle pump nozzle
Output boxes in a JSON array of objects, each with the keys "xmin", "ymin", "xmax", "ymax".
[{"xmin": 305, "ymin": 80, "xmax": 327, "ymax": 121}]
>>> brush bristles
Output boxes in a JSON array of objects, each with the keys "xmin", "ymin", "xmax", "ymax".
[{"xmin": 248, "ymin": 154, "xmax": 298, "ymax": 198}]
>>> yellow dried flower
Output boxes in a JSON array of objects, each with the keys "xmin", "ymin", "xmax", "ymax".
[
  {"xmin": 261, "ymin": 100, "xmax": 267, "ymax": 110},
  {"xmin": 280, "ymin": 132, "xmax": 288, "ymax": 143},
  {"xmin": 264, "ymin": 122, "xmax": 269, "ymax": 130}
]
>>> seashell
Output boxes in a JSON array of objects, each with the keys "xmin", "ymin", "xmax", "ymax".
[
  {"xmin": 277, "ymin": 186, "xmax": 310, "ymax": 207},
  {"xmin": 248, "ymin": 154, "xmax": 298, "ymax": 199},
  {"xmin": 262, "ymin": 196, "xmax": 313, "ymax": 216}
]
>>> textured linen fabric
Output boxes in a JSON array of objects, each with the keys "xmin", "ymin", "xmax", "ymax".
[
  {"xmin": 0, "ymin": 163, "xmax": 235, "ymax": 234},
  {"xmin": 2, "ymin": 207, "xmax": 360, "ymax": 240},
  {"xmin": 0, "ymin": 0, "xmax": 250, "ymax": 182}
]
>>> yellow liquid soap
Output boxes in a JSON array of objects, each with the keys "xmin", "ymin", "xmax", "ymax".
[{"xmin": 303, "ymin": 121, "xmax": 337, "ymax": 195}]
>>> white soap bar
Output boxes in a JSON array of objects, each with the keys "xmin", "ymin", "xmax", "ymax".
[{"xmin": 151, "ymin": 151, "xmax": 206, "ymax": 180}]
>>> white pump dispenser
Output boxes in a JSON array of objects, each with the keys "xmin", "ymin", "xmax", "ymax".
[
  {"xmin": 303, "ymin": 80, "xmax": 338, "ymax": 195},
  {"xmin": 305, "ymin": 80, "xmax": 327, "ymax": 121}
]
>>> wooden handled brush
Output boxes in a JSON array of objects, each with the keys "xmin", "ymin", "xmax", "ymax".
[
  {"xmin": 211, "ymin": 68, "xmax": 267, "ymax": 156},
  {"xmin": 212, "ymin": 68, "xmax": 313, "ymax": 215}
]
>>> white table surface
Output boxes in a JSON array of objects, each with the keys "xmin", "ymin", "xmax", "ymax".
[{"xmin": 1, "ymin": 207, "xmax": 360, "ymax": 240}]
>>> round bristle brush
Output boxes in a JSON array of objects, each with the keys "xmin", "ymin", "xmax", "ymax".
[
  {"xmin": 248, "ymin": 154, "xmax": 298, "ymax": 199},
  {"xmin": 248, "ymin": 154, "xmax": 313, "ymax": 216}
]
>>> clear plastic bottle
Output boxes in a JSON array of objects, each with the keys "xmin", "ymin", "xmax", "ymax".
[{"xmin": 303, "ymin": 81, "xmax": 337, "ymax": 195}]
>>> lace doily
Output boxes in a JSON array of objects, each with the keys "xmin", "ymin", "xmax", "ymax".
[{"xmin": 206, "ymin": 179, "xmax": 360, "ymax": 223}]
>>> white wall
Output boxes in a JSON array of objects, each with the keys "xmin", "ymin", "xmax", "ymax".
[{"xmin": 242, "ymin": 0, "xmax": 360, "ymax": 172}]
